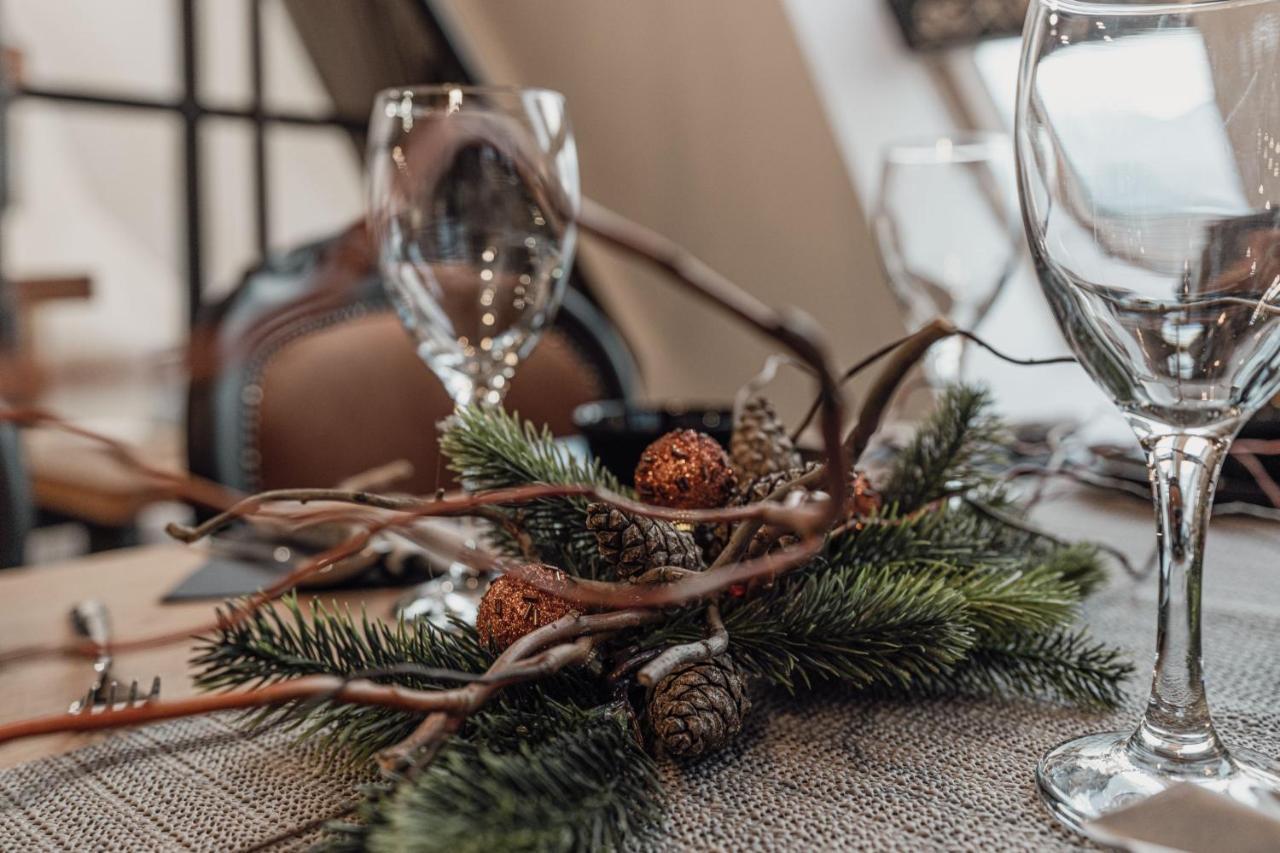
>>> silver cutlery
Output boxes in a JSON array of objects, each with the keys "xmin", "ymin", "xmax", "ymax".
[{"xmin": 66, "ymin": 599, "xmax": 162, "ymax": 714}]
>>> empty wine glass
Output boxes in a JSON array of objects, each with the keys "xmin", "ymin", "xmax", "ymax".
[
  {"xmin": 1017, "ymin": 0, "xmax": 1280, "ymax": 832},
  {"xmin": 873, "ymin": 133, "xmax": 1021, "ymax": 388},
  {"xmin": 367, "ymin": 85, "xmax": 579, "ymax": 625},
  {"xmin": 368, "ymin": 85, "xmax": 579, "ymax": 408}
]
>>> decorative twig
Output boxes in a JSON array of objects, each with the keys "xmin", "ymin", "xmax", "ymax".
[
  {"xmin": 963, "ymin": 497, "xmax": 1148, "ymax": 580},
  {"xmin": 335, "ymin": 459, "xmax": 415, "ymax": 493},
  {"xmin": 843, "ymin": 318, "xmax": 956, "ymax": 463},
  {"xmin": 636, "ymin": 603, "xmax": 727, "ymax": 688},
  {"xmin": 0, "ymin": 675, "xmax": 487, "ymax": 743},
  {"xmin": 0, "ymin": 405, "xmax": 240, "ymax": 510},
  {"xmin": 376, "ymin": 608, "xmax": 662, "ymax": 773},
  {"xmin": 1231, "ymin": 450, "xmax": 1280, "ymax": 509}
]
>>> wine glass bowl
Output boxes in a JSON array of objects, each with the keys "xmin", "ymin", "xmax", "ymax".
[
  {"xmin": 367, "ymin": 85, "xmax": 579, "ymax": 407},
  {"xmin": 1017, "ymin": 0, "xmax": 1280, "ymax": 832},
  {"xmin": 873, "ymin": 132, "xmax": 1021, "ymax": 387}
]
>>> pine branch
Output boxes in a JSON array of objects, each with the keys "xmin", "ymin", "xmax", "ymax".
[
  {"xmin": 911, "ymin": 628, "xmax": 1134, "ymax": 710},
  {"xmin": 947, "ymin": 562, "xmax": 1080, "ymax": 641},
  {"xmin": 440, "ymin": 406, "xmax": 627, "ymax": 577},
  {"xmin": 828, "ymin": 503, "xmax": 1107, "ymax": 595},
  {"xmin": 882, "ymin": 385, "xmax": 1007, "ymax": 511},
  {"xmin": 190, "ymin": 597, "xmax": 600, "ymax": 761},
  {"xmin": 640, "ymin": 561, "xmax": 976, "ymax": 692},
  {"xmin": 326, "ymin": 702, "xmax": 662, "ymax": 853}
]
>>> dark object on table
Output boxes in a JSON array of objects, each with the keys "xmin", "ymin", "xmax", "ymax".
[
  {"xmin": 574, "ymin": 401, "xmax": 732, "ymax": 486},
  {"xmin": 886, "ymin": 0, "xmax": 1028, "ymax": 52},
  {"xmin": 165, "ymin": 550, "xmax": 427, "ymax": 603},
  {"xmin": 0, "ymin": 421, "xmax": 30, "ymax": 568},
  {"xmin": 187, "ymin": 223, "xmax": 638, "ymax": 497}
]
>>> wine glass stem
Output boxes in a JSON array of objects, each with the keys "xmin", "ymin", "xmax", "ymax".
[{"xmin": 1130, "ymin": 429, "xmax": 1231, "ymax": 767}]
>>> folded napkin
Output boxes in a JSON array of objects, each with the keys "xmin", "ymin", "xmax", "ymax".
[{"xmin": 1089, "ymin": 783, "xmax": 1280, "ymax": 852}]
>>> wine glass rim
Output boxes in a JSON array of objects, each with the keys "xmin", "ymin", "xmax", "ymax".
[
  {"xmin": 1038, "ymin": 0, "xmax": 1277, "ymax": 14},
  {"xmin": 882, "ymin": 132, "xmax": 1010, "ymax": 166},
  {"xmin": 373, "ymin": 84, "xmax": 565, "ymax": 103}
]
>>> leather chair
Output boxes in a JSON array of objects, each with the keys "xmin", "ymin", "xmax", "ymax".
[
  {"xmin": 0, "ymin": 421, "xmax": 30, "ymax": 568},
  {"xmin": 188, "ymin": 223, "xmax": 637, "ymax": 495}
]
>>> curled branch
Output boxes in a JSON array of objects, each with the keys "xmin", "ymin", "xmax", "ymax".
[{"xmin": 636, "ymin": 603, "xmax": 727, "ymax": 689}]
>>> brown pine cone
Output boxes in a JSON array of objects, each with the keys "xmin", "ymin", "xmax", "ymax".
[
  {"xmin": 649, "ymin": 654, "xmax": 750, "ymax": 758},
  {"xmin": 706, "ymin": 464, "xmax": 881, "ymax": 560},
  {"xmin": 730, "ymin": 396, "xmax": 802, "ymax": 482},
  {"xmin": 704, "ymin": 463, "xmax": 821, "ymax": 561},
  {"xmin": 585, "ymin": 503, "xmax": 705, "ymax": 580}
]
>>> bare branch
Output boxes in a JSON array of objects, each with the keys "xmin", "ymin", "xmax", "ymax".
[{"xmin": 636, "ymin": 603, "xmax": 728, "ymax": 688}]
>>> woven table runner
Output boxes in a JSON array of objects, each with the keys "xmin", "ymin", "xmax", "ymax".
[{"xmin": 3, "ymin": 492, "xmax": 1280, "ymax": 851}]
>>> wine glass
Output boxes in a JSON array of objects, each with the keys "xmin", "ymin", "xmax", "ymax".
[
  {"xmin": 367, "ymin": 85, "xmax": 579, "ymax": 624},
  {"xmin": 873, "ymin": 133, "xmax": 1021, "ymax": 388},
  {"xmin": 1017, "ymin": 0, "xmax": 1280, "ymax": 832}
]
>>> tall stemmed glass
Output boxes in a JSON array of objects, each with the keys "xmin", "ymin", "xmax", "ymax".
[
  {"xmin": 873, "ymin": 133, "xmax": 1021, "ymax": 389},
  {"xmin": 1017, "ymin": 0, "xmax": 1280, "ymax": 831},
  {"xmin": 367, "ymin": 85, "xmax": 579, "ymax": 624}
]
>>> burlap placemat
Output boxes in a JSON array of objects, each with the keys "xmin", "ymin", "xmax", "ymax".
[{"xmin": 3, "ymin": 493, "xmax": 1280, "ymax": 851}]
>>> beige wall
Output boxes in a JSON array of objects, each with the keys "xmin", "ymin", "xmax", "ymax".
[{"xmin": 435, "ymin": 0, "xmax": 901, "ymax": 419}]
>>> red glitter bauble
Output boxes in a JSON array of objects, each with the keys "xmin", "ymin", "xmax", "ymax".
[
  {"xmin": 634, "ymin": 429, "xmax": 737, "ymax": 510},
  {"xmin": 475, "ymin": 565, "xmax": 578, "ymax": 651}
]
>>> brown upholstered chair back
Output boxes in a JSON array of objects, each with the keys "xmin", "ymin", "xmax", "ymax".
[{"xmin": 188, "ymin": 224, "xmax": 637, "ymax": 495}]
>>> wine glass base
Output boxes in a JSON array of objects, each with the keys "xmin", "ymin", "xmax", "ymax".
[{"xmin": 1037, "ymin": 730, "xmax": 1280, "ymax": 836}]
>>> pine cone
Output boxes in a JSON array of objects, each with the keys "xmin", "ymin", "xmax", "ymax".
[
  {"xmin": 585, "ymin": 503, "xmax": 705, "ymax": 580},
  {"xmin": 730, "ymin": 396, "xmax": 802, "ymax": 482},
  {"xmin": 706, "ymin": 464, "xmax": 880, "ymax": 560},
  {"xmin": 649, "ymin": 654, "xmax": 750, "ymax": 758},
  {"xmin": 705, "ymin": 463, "xmax": 822, "ymax": 560}
]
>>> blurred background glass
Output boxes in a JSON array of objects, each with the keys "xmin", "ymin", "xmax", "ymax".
[{"xmin": 873, "ymin": 132, "xmax": 1021, "ymax": 390}]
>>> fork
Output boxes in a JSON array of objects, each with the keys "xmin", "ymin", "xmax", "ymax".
[{"xmin": 66, "ymin": 600, "xmax": 161, "ymax": 714}]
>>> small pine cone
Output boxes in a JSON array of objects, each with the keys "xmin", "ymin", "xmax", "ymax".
[
  {"xmin": 730, "ymin": 396, "xmax": 802, "ymax": 482},
  {"xmin": 648, "ymin": 654, "xmax": 750, "ymax": 758},
  {"xmin": 705, "ymin": 463, "xmax": 822, "ymax": 560},
  {"xmin": 706, "ymin": 464, "xmax": 880, "ymax": 560},
  {"xmin": 585, "ymin": 503, "xmax": 705, "ymax": 580}
]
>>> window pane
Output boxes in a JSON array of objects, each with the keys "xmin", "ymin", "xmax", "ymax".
[
  {"xmin": 201, "ymin": 118, "xmax": 258, "ymax": 298},
  {"xmin": 262, "ymin": 0, "xmax": 333, "ymax": 118},
  {"xmin": 267, "ymin": 125, "xmax": 362, "ymax": 252},
  {"xmin": 4, "ymin": 0, "xmax": 178, "ymax": 100},
  {"xmin": 198, "ymin": 0, "xmax": 251, "ymax": 110},
  {"xmin": 5, "ymin": 103, "xmax": 184, "ymax": 421}
]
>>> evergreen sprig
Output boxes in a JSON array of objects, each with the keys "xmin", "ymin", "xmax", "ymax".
[
  {"xmin": 640, "ymin": 561, "xmax": 972, "ymax": 692},
  {"xmin": 909, "ymin": 628, "xmax": 1133, "ymax": 710},
  {"xmin": 191, "ymin": 597, "xmax": 491, "ymax": 760},
  {"xmin": 324, "ymin": 703, "xmax": 662, "ymax": 853},
  {"xmin": 882, "ymin": 385, "xmax": 1007, "ymax": 511},
  {"xmin": 440, "ymin": 405, "xmax": 626, "ymax": 577},
  {"xmin": 828, "ymin": 504, "xmax": 1104, "ymax": 594},
  {"xmin": 191, "ymin": 597, "xmax": 601, "ymax": 761}
]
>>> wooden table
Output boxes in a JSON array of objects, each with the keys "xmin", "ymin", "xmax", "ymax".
[{"xmin": 0, "ymin": 544, "xmax": 401, "ymax": 769}]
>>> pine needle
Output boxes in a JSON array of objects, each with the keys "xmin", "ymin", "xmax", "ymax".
[
  {"xmin": 913, "ymin": 628, "xmax": 1134, "ymax": 709},
  {"xmin": 882, "ymin": 385, "xmax": 1007, "ymax": 511},
  {"xmin": 328, "ymin": 703, "xmax": 662, "ymax": 853},
  {"xmin": 440, "ymin": 405, "xmax": 627, "ymax": 577}
]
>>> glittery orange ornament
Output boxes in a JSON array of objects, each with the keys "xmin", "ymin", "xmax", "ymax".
[
  {"xmin": 475, "ymin": 565, "xmax": 578, "ymax": 651},
  {"xmin": 634, "ymin": 429, "xmax": 737, "ymax": 510}
]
